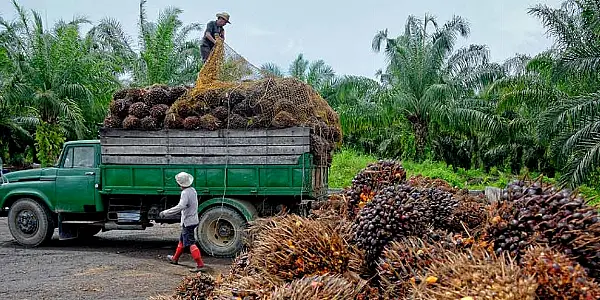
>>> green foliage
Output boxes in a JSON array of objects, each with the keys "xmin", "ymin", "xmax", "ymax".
[
  {"xmin": 34, "ymin": 121, "xmax": 65, "ymax": 167},
  {"xmin": 328, "ymin": 148, "xmax": 378, "ymax": 188}
]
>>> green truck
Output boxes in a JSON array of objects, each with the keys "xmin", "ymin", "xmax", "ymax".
[{"xmin": 0, "ymin": 126, "xmax": 329, "ymax": 257}]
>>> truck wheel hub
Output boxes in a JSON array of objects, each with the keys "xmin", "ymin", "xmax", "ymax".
[
  {"xmin": 17, "ymin": 210, "xmax": 38, "ymax": 234},
  {"xmin": 217, "ymin": 223, "xmax": 232, "ymax": 237}
]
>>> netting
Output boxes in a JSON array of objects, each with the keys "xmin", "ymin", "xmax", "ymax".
[
  {"xmin": 166, "ymin": 37, "xmax": 342, "ymax": 165},
  {"xmin": 105, "ymin": 37, "xmax": 341, "ymax": 165}
]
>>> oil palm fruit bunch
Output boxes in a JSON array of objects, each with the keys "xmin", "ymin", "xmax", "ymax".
[
  {"xmin": 128, "ymin": 102, "xmax": 149, "ymax": 119},
  {"xmin": 164, "ymin": 112, "xmax": 183, "ymax": 129},
  {"xmin": 113, "ymin": 87, "xmax": 144, "ymax": 103},
  {"xmin": 143, "ymin": 86, "xmax": 169, "ymax": 106},
  {"xmin": 103, "ymin": 114, "xmax": 122, "ymax": 128},
  {"xmin": 174, "ymin": 272, "xmax": 215, "ymax": 300},
  {"xmin": 426, "ymin": 187, "xmax": 458, "ymax": 230},
  {"xmin": 521, "ymin": 246, "xmax": 600, "ymax": 300},
  {"xmin": 212, "ymin": 106, "xmax": 229, "ymax": 121},
  {"xmin": 109, "ymin": 98, "xmax": 132, "ymax": 118},
  {"xmin": 377, "ymin": 238, "xmax": 450, "ymax": 298},
  {"xmin": 486, "ymin": 181, "xmax": 600, "ymax": 279},
  {"xmin": 149, "ymin": 104, "xmax": 169, "ymax": 121},
  {"xmin": 212, "ymin": 270, "xmax": 282, "ymax": 300},
  {"xmin": 226, "ymin": 113, "xmax": 248, "ymax": 129},
  {"xmin": 245, "ymin": 215, "xmax": 355, "ymax": 282},
  {"xmin": 199, "ymin": 114, "xmax": 220, "ymax": 130},
  {"xmin": 448, "ymin": 192, "xmax": 488, "ymax": 233},
  {"xmin": 168, "ymin": 85, "xmax": 188, "ymax": 104},
  {"xmin": 410, "ymin": 249, "xmax": 538, "ymax": 300},
  {"xmin": 271, "ymin": 111, "xmax": 297, "ymax": 128},
  {"xmin": 407, "ymin": 175, "xmax": 457, "ymax": 193},
  {"xmin": 183, "ymin": 116, "xmax": 201, "ymax": 130},
  {"xmin": 351, "ymin": 184, "xmax": 433, "ymax": 266},
  {"xmin": 122, "ymin": 115, "xmax": 141, "ymax": 129},
  {"xmin": 344, "ymin": 160, "xmax": 407, "ymax": 219},
  {"xmin": 268, "ymin": 274, "xmax": 365, "ymax": 300},
  {"xmin": 140, "ymin": 116, "xmax": 158, "ymax": 131}
]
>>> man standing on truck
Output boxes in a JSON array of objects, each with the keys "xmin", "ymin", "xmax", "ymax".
[
  {"xmin": 159, "ymin": 172, "xmax": 205, "ymax": 272},
  {"xmin": 201, "ymin": 12, "xmax": 230, "ymax": 62}
]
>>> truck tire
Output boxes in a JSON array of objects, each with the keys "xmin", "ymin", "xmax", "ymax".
[
  {"xmin": 196, "ymin": 206, "xmax": 246, "ymax": 258},
  {"xmin": 8, "ymin": 198, "xmax": 55, "ymax": 247}
]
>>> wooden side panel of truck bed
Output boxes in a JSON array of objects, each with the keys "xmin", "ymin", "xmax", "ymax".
[{"xmin": 98, "ymin": 127, "xmax": 327, "ymax": 199}]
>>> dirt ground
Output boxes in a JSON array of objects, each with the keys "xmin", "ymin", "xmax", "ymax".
[{"xmin": 0, "ymin": 218, "xmax": 232, "ymax": 300}]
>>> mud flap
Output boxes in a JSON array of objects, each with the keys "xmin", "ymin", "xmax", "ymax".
[{"xmin": 58, "ymin": 213, "xmax": 79, "ymax": 240}]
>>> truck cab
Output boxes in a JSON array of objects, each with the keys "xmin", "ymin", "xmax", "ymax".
[
  {"xmin": 0, "ymin": 141, "xmax": 103, "ymax": 247},
  {"xmin": 0, "ymin": 127, "xmax": 329, "ymax": 257}
]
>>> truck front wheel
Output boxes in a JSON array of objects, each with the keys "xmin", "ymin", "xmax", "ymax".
[
  {"xmin": 8, "ymin": 198, "xmax": 54, "ymax": 247},
  {"xmin": 196, "ymin": 206, "xmax": 246, "ymax": 258}
]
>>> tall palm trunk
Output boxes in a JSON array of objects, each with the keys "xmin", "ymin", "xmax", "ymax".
[{"xmin": 407, "ymin": 114, "xmax": 428, "ymax": 160}]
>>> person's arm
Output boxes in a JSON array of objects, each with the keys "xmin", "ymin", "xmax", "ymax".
[
  {"xmin": 221, "ymin": 28, "xmax": 225, "ymax": 40},
  {"xmin": 160, "ymin": 190, "xmax": 189, "ymax": 217},
  {"xmin": 205, "ymin": 31, "xmax": 216, "ymax": 44},
  {"xmin": 204, "ymin": 21, "xmax": 217, "ymax": 44}
]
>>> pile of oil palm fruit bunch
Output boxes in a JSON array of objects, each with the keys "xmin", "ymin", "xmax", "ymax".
[
  {"xmin": 162, "ymin": 160, "xmax": 600, "ymax": 299},
  {"xmin": 103, "ymin": 36, "xmax": 341, "ymax": 165}
]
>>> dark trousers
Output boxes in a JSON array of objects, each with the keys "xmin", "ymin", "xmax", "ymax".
[
  {"xmin": 180, "ymin": 223, "xmax": 198, "ymax": 248},
  {"xmin": 201, "ymin": 45, "xmax": 212, "ymax": 63}
]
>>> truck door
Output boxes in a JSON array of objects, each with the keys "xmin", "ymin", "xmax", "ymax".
[{"xmin": 55, "ymin": 145, "xmax": 98, "ymax": 213}]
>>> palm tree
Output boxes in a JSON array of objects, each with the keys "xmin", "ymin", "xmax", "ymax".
[
  {"xmin": 370, "ymin": 14, "xmax": 490, "ymax": 160},
  {"xmin": 517, "ymin": 0, "xmax": 600, "ymax": 187},
  {"xmin": 260, "ymin": 54, "xmax": 335, "ymax": 93},
  {"xmin": 91, "ymin": 0, "xmax": 204, "ymax": 86},
  {"xmin": 0, "ymin": 0, "xmax": 121, "ymax": 165}
]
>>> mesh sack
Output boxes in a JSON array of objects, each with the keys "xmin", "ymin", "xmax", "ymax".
[{"xmin": 169, "ymin": 37, "xmax": 342, "ymax": 165}]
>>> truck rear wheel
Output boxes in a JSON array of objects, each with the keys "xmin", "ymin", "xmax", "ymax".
[
  {"xmin": 196, "ymin": 206, "xmax": 246, "ymax": 258},
  {"xmin": 8, "ymin": 198, "xmax": 54, "ymax": 247}
]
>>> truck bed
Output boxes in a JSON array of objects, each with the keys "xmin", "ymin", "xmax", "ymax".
[{"xmin": 98, "ymin": 127, "xmax": 328, "ymax": 199}]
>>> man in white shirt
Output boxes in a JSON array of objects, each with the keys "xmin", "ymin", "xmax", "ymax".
[{"xmin": 159, "ymin": 172, "xmax": 204, "ymax": 272}]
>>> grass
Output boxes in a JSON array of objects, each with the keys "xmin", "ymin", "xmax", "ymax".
[{"xmin": 328, "ymin": 148, "xmax": 600, "ymax": 202}]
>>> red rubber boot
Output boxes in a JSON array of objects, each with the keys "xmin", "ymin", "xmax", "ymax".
[
  {"xmin": 167, "ymin": 241, "xmax": 184, "ymax": 264},
  {"xmin": 189, "ymin": 245, "xmax": 205, "ymax": 272}
]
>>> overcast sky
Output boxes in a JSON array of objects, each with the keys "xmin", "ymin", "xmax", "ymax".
[{"xmin": 1, "ymin": 0, "xmax": 562, "ymax": 78}]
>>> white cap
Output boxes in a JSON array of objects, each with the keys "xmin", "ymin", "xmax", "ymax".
[{"xmin": 175, "ymin": 172, "xmax": 194, "ymax": 187}]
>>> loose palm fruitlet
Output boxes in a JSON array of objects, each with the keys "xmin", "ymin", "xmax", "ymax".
[
  {"xmin": 351, "ymin": 184, "xmax": 434, "ymax": 266},
  {"xmin": 521, "ymin": 246, "xmax": 600, "ymax": 300},
  {"xmin": 245, "ymin": 215, "xmax": 359, "ymax": 282},
  {"xmin": 410, "ymin": 249, "xmax": 538, "ymax": 300},
  {"xmin": 268, "ymin": 274, "xmax": 366, "ymax": 300},
  {"xmin": 173, "ymin": 272, "xmax": 215, "ymax": 300},
  {"xmin": 128, "ymin": 102, "xmax": 149, "ymax": 119},
  {"xmin": 344, "ymin": 160, "xmax": 407, "ymax": 219},
  {"xmin": 486, "ymin": 181, "xmax": 600, "ymax": 279}
]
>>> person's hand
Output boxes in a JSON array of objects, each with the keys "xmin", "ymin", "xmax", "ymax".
[{"xmin": 159, "ymin": 211, "xmax": 166, "ymax": 218}]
